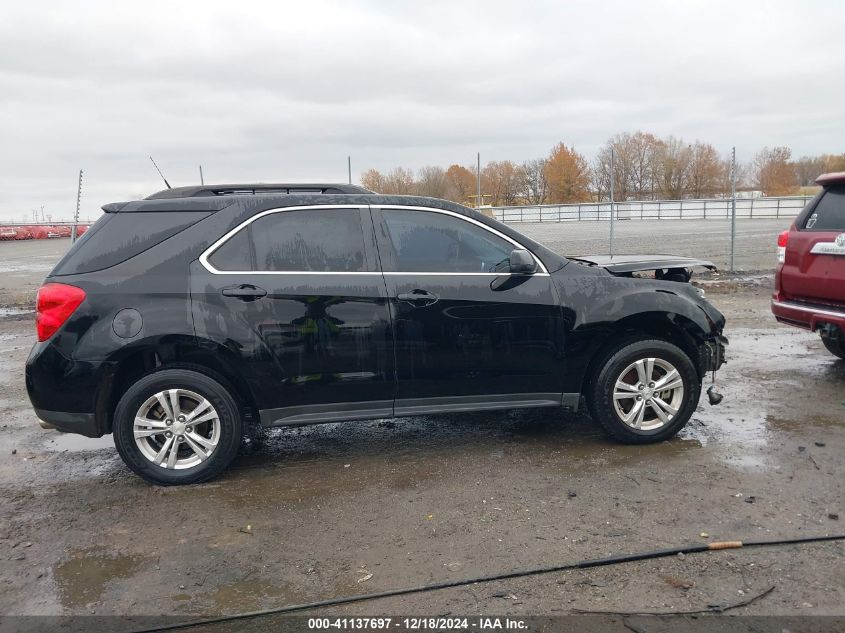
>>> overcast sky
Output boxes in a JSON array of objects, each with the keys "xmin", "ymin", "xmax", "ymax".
[{"xmin": 1, "ymin": 0, "xmax": 843, "ymax": 220}]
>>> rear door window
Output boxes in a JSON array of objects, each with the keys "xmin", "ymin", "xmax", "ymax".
[
  {"xmin": 208, "ymin": 208, "xmax": 367, "ymax": 272},
  {"xmin": 804, "ymin": 187, "xmax": 845, "ymax": 231}
]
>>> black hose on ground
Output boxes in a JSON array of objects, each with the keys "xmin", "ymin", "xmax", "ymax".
[{"xmin": 127, "ymin": 533, "xmax": 845, "ymax": 633}]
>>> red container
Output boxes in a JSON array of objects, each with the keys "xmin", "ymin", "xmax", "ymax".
[
  {"xmin": 30, "ymin": 226, "xmax": 50, "ymax": 239},
  {"xmin": 14, "ymin": 226, "xmax": 34, "ymax": 240}
]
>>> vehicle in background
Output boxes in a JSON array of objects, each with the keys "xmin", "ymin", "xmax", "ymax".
[
  {"xmin": 772, "ymin": 172, "xmax": 845, "ymax": 359},
  {"xmin": 26, "ymin": 183, "xmax": 727, "ymax": 485}
]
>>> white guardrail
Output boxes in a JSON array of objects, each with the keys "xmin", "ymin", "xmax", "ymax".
[{"xmin": 492, "ymin": 196, "xmax": 813, "ymax": 223}]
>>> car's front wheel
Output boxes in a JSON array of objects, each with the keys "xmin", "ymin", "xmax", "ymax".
[
  {"xmin": 822, "ymin": 336, "xmax": 845, "ymax": 360},
  {"xmin": 587, "ymin": 337, "xmax": 701, "ymax": 443},
  {"xmin": 113, "ymin": 369, "xmax": 243, "ymax": 485}
]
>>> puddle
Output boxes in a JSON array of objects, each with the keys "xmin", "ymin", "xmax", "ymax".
[
  {"xmin": 678, "ymin": 327, "xmax": 842, "ymax": 469},
  {"xmin": 42, "ymin": 432, "xmax": 115, "ymax": 453},
  {"xmin": 54, "ymin": 550, "xmax": 150, "ymax": 609},
  {"xmin": 0, "ymin": 265, "xmax": 53, "ymax": 274},
  {"xmin": 198, "ymin": 578, "xmax": 291, "ymax": 614},
  {"xmin": 0, "ymin": 307, "xmax": 33, "ymax": 317}
]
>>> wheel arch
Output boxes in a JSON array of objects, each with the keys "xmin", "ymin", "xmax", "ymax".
[
  {"xmin": 97, "ymin": 336, "xmax": 259, "ymax": 434},
  {"xmin": 579, "ymin": 310, "xmax": 709, "ymax": 397}
]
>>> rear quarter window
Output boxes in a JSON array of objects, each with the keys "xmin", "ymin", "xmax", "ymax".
[
  {"xmin": 804, "ymin": 187, "xmax": 845, "ymax": 231},
  {"xmin": 51, "ymin": 211, "xmax": 211, "ymax": 276},
  {"xmin": 207, "ymin": 208, "xmax": 367, "ymax": 272}
]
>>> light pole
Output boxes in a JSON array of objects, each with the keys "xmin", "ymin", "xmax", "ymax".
[
  {"xmin": 476, "ymin": 152, "xmax": 481, "ymax": 208},
  {"xmin": 72, "ymin": 169, "xmax": 83, "ymax": 243}
]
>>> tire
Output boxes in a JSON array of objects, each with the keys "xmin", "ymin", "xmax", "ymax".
[
  {"xmin": 587, "ymin": 337, "xmax": 701, "ymax": 444},
  {"xmin": 113, "ymin": 369, "xmax": 243, "ymax": 485},
  {"xmin": 822, "ymin": 336, "xmax": 845, "ymax": 360}
]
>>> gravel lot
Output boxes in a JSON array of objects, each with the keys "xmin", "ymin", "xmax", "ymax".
[{"xmin": 0, "ymin": 230, "xmax": 842, "ymax": 627}]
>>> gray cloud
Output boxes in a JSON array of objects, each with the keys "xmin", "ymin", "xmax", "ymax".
[{"xmin": 1, "ymin": 0, "xmax": 843, "ymax": 220}]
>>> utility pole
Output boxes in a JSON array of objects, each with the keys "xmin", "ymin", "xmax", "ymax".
[
  {"xmin": 476, "ymin": 152, "xmax": 481, "ymax": 208},
  {"xmin": 729, "ymin": 146, "xmax": 737, "ymax": 272},
  {"xmin": 348, "ymin": 156, "xmax": 352, "ymax": 185},
  {"xmin": 199, "ymin": 165, "xmax": 204, "ymax": 185},
  {"xmin": 72, "ymin": 169, "xmax": 83, "ymax": 243},
  {"xmin": 609, "ymin": 147, "xmax": 615, "ymax": 257}
]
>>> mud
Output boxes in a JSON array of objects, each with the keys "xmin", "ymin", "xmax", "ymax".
[{"xmin": 0, "ymin": 247, "xmax": 843, "ymax": 620}]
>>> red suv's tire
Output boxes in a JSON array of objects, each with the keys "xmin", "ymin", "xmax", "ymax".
[{"xmin": 822, "ymin": 337, "xmax": 845, "ymax": 360}]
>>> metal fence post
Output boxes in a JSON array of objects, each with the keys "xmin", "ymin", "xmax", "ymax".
[
  {"xmin": 609, "ymin": 148, "xmax": 615, "ymax": 256},
  {"xmin": 776, "ymin": 198, "xmax": 781, "ymax": 218},
  {"xmin": 729, "ymin": 147, "xmax": 737, "ymax": 272}
]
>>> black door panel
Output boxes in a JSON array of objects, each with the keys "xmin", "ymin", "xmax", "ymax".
[
  {"xmin": 386, "ymin": 273, "xmax": 563, "ymax": 401},
  {"xmin": 373, "ymin": 207, "xmax": 565, "ymax": 406},
  {"xmin": 191, "ymin": 206, "xmax": 395, "ymax": 422}
]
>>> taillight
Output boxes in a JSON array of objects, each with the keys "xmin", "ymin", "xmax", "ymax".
[
  {"xmin": 777, "ymin": 230, "xmax": 789, "ymax": 264},
  {"xmin": 36, "ymin": 283, "xmax": 86, "ymax": 342}
]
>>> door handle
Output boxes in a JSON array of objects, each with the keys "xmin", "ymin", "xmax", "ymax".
[
  {"xmin": 397, "ymin": 290, "xmax": 439, "ymax": 307},
  {"xmin": 221, "ymin": 284, "xmax": 267, "ymax": 300}
]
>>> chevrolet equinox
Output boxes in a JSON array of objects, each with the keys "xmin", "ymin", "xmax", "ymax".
[{"xmin": 26, "ymin": 184, "xmax": 727, "ymax": 485}]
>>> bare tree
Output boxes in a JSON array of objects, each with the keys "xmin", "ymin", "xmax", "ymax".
[
  {"xmin": 360, "ymin": 168, "xmax": 386, "ymax": 193},
  {"xmin": 627, "ymin": 131, "xmax": 662, "ymax": 199},
  {"xmin": 482, "ymin": 160, "xmax": 522, "ymax": 206},
  {"xmin": 415, "ymin": 166, "xmax": 449, "ymax": 198},
  {"xmin": 518, "ymin": 158, "xmax": 547, "ymax": 204},
  {"xmin": 687, "ymin": 141, "xmax": 728, "ymax": 198},
  {"xmin": 822, "ymin": 154, "xmax": 845, "ymax": 173},
  {"xmin": 382, "ymin": 167, "xmax": 416, "ymax": 195},
  {"xmin": 793, "ymin": 155, "xmax": 826, "ymax": 187},
  {"xmin": 591, "ymin": 154, "xmax": 610, "ymax": 202},
  {"xmin": 655, "ymin": 136, "xmax": 691, "ymax": 199},
  {"xmin": 753, "ymin": 147, "xmax": 797, "ymax": 196}
]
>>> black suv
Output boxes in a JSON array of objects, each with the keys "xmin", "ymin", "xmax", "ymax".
[{"xmin": 26, "ymin": 184, "xmax": 727, "ymax": 485}]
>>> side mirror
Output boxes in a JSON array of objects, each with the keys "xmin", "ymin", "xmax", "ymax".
[{"xmin": 509, "ymin": 248, "xmax": 537, "ymax": 274}]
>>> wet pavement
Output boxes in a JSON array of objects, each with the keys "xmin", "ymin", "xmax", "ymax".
[{"xmin": 0, "ymin": 249, "xmax": 843, "ymax": 620}]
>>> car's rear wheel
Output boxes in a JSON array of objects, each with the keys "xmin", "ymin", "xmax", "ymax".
[
  {"xmin": 587, "ymin": 337, "xmax": 700, "ymax": 443},
  {"xmin": 822, "ymin": 336, "xmax": 845, "ymax": 360},
  {"xmin": 113, "ymin": 369, "xmax": 242, "ymax": 485}
]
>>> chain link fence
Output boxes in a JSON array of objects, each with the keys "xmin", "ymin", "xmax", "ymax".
[
  {"xmin": 492, "ymin": 195, "xmax": 812, "ymax": 224},
  {"xmin": 493, "ymin": 196, "xmax": 815, "ymax": 273}
]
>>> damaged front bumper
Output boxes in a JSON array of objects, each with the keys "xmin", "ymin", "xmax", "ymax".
[{"xmin": 702, "ymin": 333, "xmax": 729, "ymax": 374}]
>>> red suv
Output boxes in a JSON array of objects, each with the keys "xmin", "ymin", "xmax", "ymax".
[{"xmin": 772, "ymin": 172, "xmax": 845, "ymax": 359}]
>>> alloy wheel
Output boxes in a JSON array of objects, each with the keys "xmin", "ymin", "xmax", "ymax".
[
  {"xmin": 612, "ymin": 357, "xmax": 685, "ymax": 431},
  {"xmin": 133, "ymin": 389, "xmax": 221, "ymax": 469}
]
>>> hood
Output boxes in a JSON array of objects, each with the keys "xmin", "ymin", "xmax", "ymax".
[{"xmin": 568, "ymin": 254, "xmax": 717, "ymax": 275}]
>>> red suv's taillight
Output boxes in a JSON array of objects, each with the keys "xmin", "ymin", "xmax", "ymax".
[
  {"xmin": 36, "ymin": 283, "xmax": 86, "ymax": 342},
  {"xmin": 777, "ymin": 230, "xmax": 789, "ymax": 264}
]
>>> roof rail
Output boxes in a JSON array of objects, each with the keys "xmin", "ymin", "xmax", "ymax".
[{"xmin": 145, "ymin": 183, "xmax": 373, "ymax": 200}]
